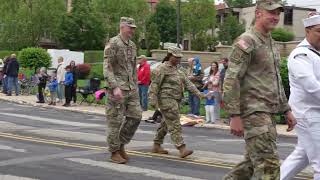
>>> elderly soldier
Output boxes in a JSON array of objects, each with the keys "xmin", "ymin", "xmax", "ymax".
[
  {"xmin": 149, "ymin": 46, "xmax": 206, "ymax": 158},
  {"xmin": 281, "ymin": 13, "xmax": 320, "ymax": 180},
  {"xmin": 222, "ymin": 0, "xmax": 296, "ymax": 179},
  {"xmin": 103, "ymin": 17, "xmax": 142, "ymax": 164}
]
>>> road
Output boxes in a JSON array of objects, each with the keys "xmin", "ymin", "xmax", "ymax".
[{"xmin": 0, "ymin": 101, "xmax": 311, "ymax": 180}]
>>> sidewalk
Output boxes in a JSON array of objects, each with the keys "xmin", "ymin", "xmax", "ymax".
[{"xmin": 0, "ymin": 93, "xmax": 296, "ymax": 137}]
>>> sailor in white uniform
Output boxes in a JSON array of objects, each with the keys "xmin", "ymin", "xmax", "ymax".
[{"xmin": 281, "ymin": 12, "xmax": 320, "ymax": 180}]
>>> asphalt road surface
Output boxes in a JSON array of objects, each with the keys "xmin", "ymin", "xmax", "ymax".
[{"xmin": 0, "ymin": 101, "xmax": 311, "ymax": 180}]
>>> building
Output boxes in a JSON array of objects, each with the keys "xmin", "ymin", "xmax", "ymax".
[{"xmin": 216, "ymin": 4, "xmax": 316, "ymax": 40}]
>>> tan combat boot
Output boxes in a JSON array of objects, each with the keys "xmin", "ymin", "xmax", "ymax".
[
  {"xmin": 110, "ymin": 151, "xmax": 127, "ymax": 164},
  {"xmin": 120, "ymin": 144, "xmax": 129, "ymax": 161},
  {"xmin": 177, "ymin": 144, "xmax": 193, "ymax": 158},
  {"xmin": 152, "ymin": 143, "xmax": 169, "ymax": 154}
]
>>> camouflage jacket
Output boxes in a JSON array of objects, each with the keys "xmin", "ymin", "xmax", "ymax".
[
  {"xmin": 149, "ymin": 62, "xmax": 204, "ymax": 104},
  {"xmin": 103, "ymin": 34, "xmax": 137, "ymax": 91},
  {"xmin": 223, "ymin": 28, "xmax": 290, "ymax": 117}
]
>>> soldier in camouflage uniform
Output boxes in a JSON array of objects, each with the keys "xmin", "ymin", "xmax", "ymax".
[
  {"xmin": 222, "ymin": 1, "xmax": 296, "ymax": 179},
  {"xmin": 149, "ymin": 46, "xmax": 206, "ymax": 158},
  {"xmin": 103, "ymin": 17, "xmax": 142, "ymax": 164}
]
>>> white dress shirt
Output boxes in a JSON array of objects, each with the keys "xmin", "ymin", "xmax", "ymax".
[{"xmin": 288, "ymin": 39, "xmax": 320, "ymax": 119}]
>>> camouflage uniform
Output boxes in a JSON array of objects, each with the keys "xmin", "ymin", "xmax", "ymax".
[
  {"xmin": 103, "ymin": 18, "xmax": 142, "ymax": 153},
  {"xmin": 149, "ymin": 48, "xmax": 204, "ymax": 147},
  {"xmin": 223, "ymin": 1, "xmax": 290, "ymax": 179}
]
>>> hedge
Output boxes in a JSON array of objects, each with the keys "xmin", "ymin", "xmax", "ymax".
[{"xmin": 84, "ymin": 51, "xmax": 104, "ymax": 64}]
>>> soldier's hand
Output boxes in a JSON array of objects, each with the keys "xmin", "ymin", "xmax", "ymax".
[
  {"xmin": 112, "ymin": 87, "xmax": 123, "ymax": 101},
  {"xmin": 230, "ymin": 116, "xmax": 244, "ymax": 137},
  {"xmin": 286, "ymin": 111, "xmax": 296, "ymax": 132}
]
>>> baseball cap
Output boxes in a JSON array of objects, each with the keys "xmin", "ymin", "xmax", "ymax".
[
  {"xmin": 120, "ymin": 17, "xmax": 137, "ymax": 28},
  {"xmin": 167, "ymin": 46, "xmax": 183, "ymax": 58},
  {"xmin": 256, "ymin": 0, "xmax": 283, "ymax": 11}
]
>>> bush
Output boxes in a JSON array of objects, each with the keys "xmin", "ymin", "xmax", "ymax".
[
  {"xmin": 191, "ymin": 32, "xmax": 214, "ymax": 51},
  {"xmin": 77, "ymin": 63, "xmax": 91, "ymax": 79},
  {"xmin": 272, "ymin": 28, "xmax": 295, "ymax": 42},
  {"xmin": 84, "ymin": 51, "xmax": 104, "ymax": 63},
  {"xmin": 18, "ymin": 48, "xmax": 51, "ymax": 73},
  {"xmin": 280, "ymin": 58, "xmax": 290, "ymax": 99},
  {"xmin": 89, "ymin": 64, "xmax": 104, "ymax": 80}
]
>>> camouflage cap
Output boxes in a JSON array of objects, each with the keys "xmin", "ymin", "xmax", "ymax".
[
  {"xmin": 256, "ymin": 0, "xmax": 283, "ymax": 11},
  {"xmin": 137, "ymin": 55, "xmax": 147, "ymax": 59},
  {"xmin": 120, "ymin": 17, "xmax": 137, "ymax": 28},
  {"xmin": 167, "ymin": 46, "xmax": 183, "ymax": 58}
]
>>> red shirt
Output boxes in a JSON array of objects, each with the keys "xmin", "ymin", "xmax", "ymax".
[{"xmin": 137, "ymin": 61, "xmax": 150, "ymax": 85}]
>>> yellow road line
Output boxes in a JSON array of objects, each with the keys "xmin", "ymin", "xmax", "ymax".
[{"xmin": 0, "ymin": 132, "xmax": 312, "ymax": 179}]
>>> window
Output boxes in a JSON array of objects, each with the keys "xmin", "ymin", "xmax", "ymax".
[{"xmin": 284, "ymin": 8, "xmax": 293, "ymax": 25}]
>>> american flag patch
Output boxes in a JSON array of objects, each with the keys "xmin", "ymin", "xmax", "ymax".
[{"xmin": 237, "ymin": 39, "xmax": 249, "ymax": 50}]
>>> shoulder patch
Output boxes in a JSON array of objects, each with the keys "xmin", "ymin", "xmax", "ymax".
[
  {"xmin": 293, "ymin": 53, "xmax": 307, "ymax": 59},
  {"xmin": 237, "ymin": 39, "xmax": 250, "ymax": 50}
]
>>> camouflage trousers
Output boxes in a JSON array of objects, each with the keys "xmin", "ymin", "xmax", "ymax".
[
  {"xmin": 153, "ymin": 98, "xmax": 184, "ymax": 147},
  {"xmin": 223, "ymin": 112, "xmax": 280, "ymax": 180},
  {"xmin": 106, "ymin": 90, "xmax": 142, "ymax": 153}
]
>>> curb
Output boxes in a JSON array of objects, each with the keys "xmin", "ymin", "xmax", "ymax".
[{"xmin": 0, "ymin": 97, "xmax": 296, "ymax": 138}]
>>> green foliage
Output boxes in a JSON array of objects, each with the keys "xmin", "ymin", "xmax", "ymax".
[
  {"xmin": 191, "ymin": 32, "xmax": 213, "ymax": 51},
  {"xmin": 145, "ymin": 20, "xmax": 160, "ymax": 55},
  {"xmin": 218, "ymin": 15, "xmax": 245, "ymax": 45},
  {"xmin": 280, "ymin": 58, "xmax": 290, "ymax": 98},
  {"xmin": 0, "ymin": 0, "xmax": 66, "ymax": 50},
  {"xmin": 84, "ymin": 51, "xmax": 104, "ymax": 63},
  {"xmin": 151, "ymin": 0, "xmax": 177, "ymax": 45},
  {"xmin": 272, "ymin": 28, "xmax": 295, "ymax": 42},
  {"xmin": 58, "ymin": 0, "xmax": 106, "ymax": 51},
  {"xmin": 225, "ymin": 0, "xmax": 253, "ymax": 7},
  {"xmin": 18, "ymin": 47, "xmax": 51, "ymax": 72},
  {"xmin": 89, "ymin": 64, "xmax": 103, "ymax": 80},
  {"xmin": 181, "ymin": 0, "xmax": 216, "ymax": 41},
  {"xmin": 0, "ymin": 51, "xmax": 20, "ymax": 59},
  {"xmin": 92, "ymin": 0, "xmax": 149, "ymax": 44}
]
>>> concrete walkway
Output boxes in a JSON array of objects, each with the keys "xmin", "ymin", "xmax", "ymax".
[{"xmin": 0, "ymin": 93, "xmax": 296, "ymax": 137}]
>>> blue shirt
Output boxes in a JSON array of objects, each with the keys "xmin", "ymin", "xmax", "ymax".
[
  {"xmin": 64, "ymin": 72, "xmax": 73, "ymax": 86},
  {"xmin": 48, "ymin": 79, "xmax": 58, "ymax": 92},
  {"xmin": 203, "ymin": 89, "xmax": 215, "ymax": 105}
]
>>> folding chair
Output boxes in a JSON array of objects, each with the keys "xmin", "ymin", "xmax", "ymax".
[{"xmin": 77, "ymin": 78, "xmax": 101, "ymax": 104}]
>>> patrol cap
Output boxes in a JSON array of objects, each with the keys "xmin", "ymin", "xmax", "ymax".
[
  {"xmin": 137, "ymin": 55, "xmax": 146, "ymax": 59},
  {"xmin": 303, "ymin": 12, "xmax": 320, "ymax": 28},
  {"xmin": 167, "ymin": 46, "xmax": 183, "ymax": 58},
  {"xmin": 256, "ymin": 0, "xmax": 283, "ymax": 11},
  {"xmin": 120, "ymin": 17, "xmax": 137, "ymax": 28}
]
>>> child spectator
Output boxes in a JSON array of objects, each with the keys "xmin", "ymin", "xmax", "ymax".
[
  {"xmin": 48, "ymin": 74, "xmax": 58, "ymax": 106},
  {"xmin": 63, "ymin": 66, "xmax": 73, "ymax": 107},
  {"xmin": 203, "ymin": 89, "xmax": 215, "ymax": 124}
]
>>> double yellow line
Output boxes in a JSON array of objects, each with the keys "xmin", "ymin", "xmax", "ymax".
[{"xmin": 0, "ymin": 132, "xmax": 312, "ymax": 179}]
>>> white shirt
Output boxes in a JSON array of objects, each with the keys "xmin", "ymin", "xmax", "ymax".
[
  {"xmin": 56, "ymin": 63, "xmax": 65, "ymax": 83},
  {"xmin": 288, "ymin": 39, "xmax": 320, "ymax": 118}
]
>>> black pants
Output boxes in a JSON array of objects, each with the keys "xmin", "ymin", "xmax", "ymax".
[
  {"xmin": 38, "ymin": 85, "xmax": 45, "ymax": 102},
  {"xmin": 65, "ymin": 85, "xmax": 72, "ymax": 104},
  {"xmin": 71, "ymin": 85, "xmax": 77, "ymax": 103}
]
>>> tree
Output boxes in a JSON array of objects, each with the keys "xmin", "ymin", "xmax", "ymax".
[
  {"xmin": 191, "ymin": 32, "xmax": 214, "ymax": 51},
  {"xmin": 92, "ymin": 0, "xmax": 149, "ymax": 44},
  {"xmin": 145, "ymin": 21, "xmax": 160, "ymax": 56},
  {"xmin": 218, "ymin": 15, "xmax": 245, "ymax": 45},
  {"xmin": 151, "ymin": 0, "xmax": 177, "ymax": 47},
  {"xmin": 18, "ymin": 47, "xmax": 51, "ymax": 72},
  {"xmin": 181, "ymin": 0, "xmax": 216, "ymax": 41},
  {"xmin": 58, "ymin": 0, "xmax": 106, "ymax": 51},
  {"xmin": 225, "ymin": 0, "xmax": 253, "ymax": 8},
  {"xmin": 0, "ymin": 0, "xmax": 66, "ymax": 50}
]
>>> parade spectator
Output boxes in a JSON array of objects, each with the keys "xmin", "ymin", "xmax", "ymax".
[
  {"xmin": 203, "ymin": 89, "xmax": 215, "ymax": 124},
  {"xmin": 219, "ymin": 58, "xmax": 229, "ymax": 92},
  {"xmin": 63, "ymin": 65, "xmax": 73, "ymax": 107},
  {"xmin": 187, "ymin": 57, "xmax": 203, "ymax": 116},
  {"xmin": 56, "ymin": 57, "xmax": 65, "ymax": 103},
  {"xmin": 137, "ymin": 55, "xmax": 150, "ymax": 111},
  {"xmin": 48, "ymin": 74, "xmax": 58, "ymax": 106},
  {"xmin": 6, "ymin": 54, "xmax": 19, "ymax": 96},
  {"xmin": 1, "ymin": 56, "xmax": 10, "ymax": 94},
  {"xmin": 36, "ymin": 67, "xmax": 48, "ymax": 103},
  {"xmin": 70, "ymin": 60, "xmax": 79, "ymax": 104}
]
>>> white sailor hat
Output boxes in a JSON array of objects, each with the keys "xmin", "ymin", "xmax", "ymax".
[{"xmin": 303, "ymin": 12, "xmax": 320, "ymax": 28}]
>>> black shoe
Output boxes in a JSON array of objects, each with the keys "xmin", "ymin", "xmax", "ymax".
[
  {"xmin": 36, "ymin": 101, "xmax": 45, "ymax": 103},
  {"xmin": 63, "ymin": 103, "xmax": 70, "ymax": 107},
  {"xmin": 6, "ymin": 94, "xmax": 12, "ymax": 96}
]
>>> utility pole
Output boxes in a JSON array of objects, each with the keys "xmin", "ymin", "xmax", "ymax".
[{"xmin": 176, "ymin": 0, "xmax": 181, "ymax": 48}]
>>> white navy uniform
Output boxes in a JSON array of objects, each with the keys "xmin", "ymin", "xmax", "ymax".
[{"xmin": 280, "ymin": 39, "xmax": 320, "ymax": 180}]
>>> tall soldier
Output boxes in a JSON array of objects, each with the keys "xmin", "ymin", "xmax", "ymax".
[
  {"xmin": 149, "ymin": 46, "xmax": 206, "ymax": 158},
  {"xmin": 222, "ymin": 0, "xmax": 296, "ymax": 179},
  {"xmin": 103, "ymin": 17, "xmax": 142, "ymax": 164}
]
